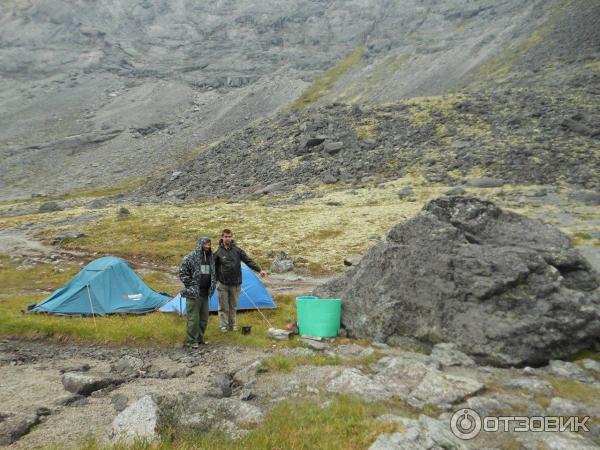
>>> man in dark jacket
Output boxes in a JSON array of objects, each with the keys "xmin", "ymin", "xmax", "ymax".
[
  {"xmin": 179, "ymin": 236, "xmax": 216, "ymax": 347},
  {"xmin": 214, "ymin": 229, "xmax": 265, "ymax": 332}
]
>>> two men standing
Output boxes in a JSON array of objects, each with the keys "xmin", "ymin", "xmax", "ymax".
[{"xmin": 179, "ymin": 229, "xmax": 265, "ymax": 347}]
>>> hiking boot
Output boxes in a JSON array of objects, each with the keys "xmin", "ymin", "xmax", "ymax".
[
  {"xmin": 220, "ymin": 326, "xmax": 228, "ymax": 333},
  {"xmin": 191, "ymin": 343, "xmax": 200, "ymax": 349},
  {"xmin": 232, "ymin": 326, "xmax": 239, "ymax": 332}
]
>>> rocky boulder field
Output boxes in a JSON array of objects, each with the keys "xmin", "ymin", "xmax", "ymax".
[{"xmin": 1, "ymin": 335, "xmax": 600, "ymax": 449}]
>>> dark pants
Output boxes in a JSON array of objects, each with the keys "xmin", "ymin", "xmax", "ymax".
[{"xmin": 186, "ymin": 293, "xmax": 209, "ymax": 344}]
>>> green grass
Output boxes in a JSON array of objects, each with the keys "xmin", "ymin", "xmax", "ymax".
[
  {"xmin": 75, "ymin": 395, "xmax": 409, "ymax": 450},
  {"xmin": 0, "ymin": 293, "xmax": 300, "ymax": 348},
  {"xmin": 0, "ymin": 257, "xmax": 301, "ymax": 347},
  {"xmin": 291, "ymin": 47, "xmax": 365, "ymax": 109}
]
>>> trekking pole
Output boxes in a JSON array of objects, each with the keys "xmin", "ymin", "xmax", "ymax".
[{"xmin": 240, "ymin": 286, "xmax": 274, "ymax": 329}]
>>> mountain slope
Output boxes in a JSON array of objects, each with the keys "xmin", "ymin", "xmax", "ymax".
[
  {"xmin": 0, "ymin": 0, "xmax": 582, "ymax": 200},
  {"xmin": 152, "ymin": 0, "xmax": 600, "ymax": 200}
]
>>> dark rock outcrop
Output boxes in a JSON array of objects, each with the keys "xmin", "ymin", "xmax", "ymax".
[{"xmin": 315, "ymin": 197, "xmax": 600, "ymax": 367}]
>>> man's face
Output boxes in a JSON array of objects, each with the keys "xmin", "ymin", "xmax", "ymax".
[
  {"xmin": 203, "ymin": 241, "xmax": 211, "ymax": 251},
  {"xmin": 223, "ymin": 233, "xmax": 233, "ymax": 246}
]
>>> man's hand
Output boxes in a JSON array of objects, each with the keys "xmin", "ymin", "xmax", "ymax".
[{"xmin": 259, "ymin": 270, "xmax": 267, "ymax": 279}]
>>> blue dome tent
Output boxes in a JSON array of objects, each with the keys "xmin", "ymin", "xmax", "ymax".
[
  {"xmin": 30, "ymin": 256, "xmax": 171, "ymax": 315},
  {"xmin": 160, "ymin": 263, "xmax": 276, "ymax": 314}
]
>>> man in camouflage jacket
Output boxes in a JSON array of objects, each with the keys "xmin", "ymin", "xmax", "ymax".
[{"xmin": 179, "ymin": 236, "xmax": 216, "ymax": 347}]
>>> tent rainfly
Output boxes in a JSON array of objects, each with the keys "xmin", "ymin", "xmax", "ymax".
[
  {"xmin": 160, "ymin": 263, "xmax": 276, "ymax": 314},
  {"xmin": 30, "ymin": 256, "xmax": 170, "ymax": 315}
]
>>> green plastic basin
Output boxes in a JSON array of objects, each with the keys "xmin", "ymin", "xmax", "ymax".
[{"xmin": 296, "ymin": 296, "xmax": 341, "ymax": 338}]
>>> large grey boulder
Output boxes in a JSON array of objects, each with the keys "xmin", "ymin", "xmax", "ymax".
[{"xmin": 315, "ymin": 197, "xmax": 600, "ymax": 367}]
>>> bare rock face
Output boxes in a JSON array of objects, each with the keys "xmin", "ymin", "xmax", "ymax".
[{"xmin": 315, "ymin": 197, "xmax": 600, "ymax": 367}]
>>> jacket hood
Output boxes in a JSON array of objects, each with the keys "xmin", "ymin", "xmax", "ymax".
[{"xmin": 196, "ymin": 236, "xmax": 212, "ymax": 253}]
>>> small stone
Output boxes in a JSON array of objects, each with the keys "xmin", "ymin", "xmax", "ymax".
[
  {"xmin": 35, "ymin": 407, "xmax": 51, "ymax": 417},
  {"xmin": 398, "ymin": 186, "xmax": 413, "ymax": 198},
  {"xmin": 465, "ymin": 177, "xmax": 505, "ymax": 188},
  {"xmin": 111, "ymin": 355, "xmax": 144, "ymax": 377},
  {"xmin": 343, "ymin": 256, "xmax": 362, "ymax": 267},
  {"xmin": 238, "ymin": 389, "xmax": 255, "ymax": 401},
  {"xmin": 267, "ymin": 328, "xmax": 292, "ymax": 340},
  {"xmin": 111, "ymin": 394, "xmax": 129, "ymax": 412},
  {"xmin": 445, "ymin": 187, "xmax": 466, "ymax": 196},
  {"xmin": 323, "ymin": 141, "xmax": 344, "ymax": 155},
  {"xmin": 61, "ymin": 372, "xmax": 125, "ymax": 396},
  {"xmin": 270, "ymin": 252, "xmax": 294, "ymax": 273},
  {"xmin": 233, "ymin": 361, "xmax": 262, "ymax": 386},
  {"xmin": 301, "ymin": 338, "xmax": 330, "ymax": 351},
  {"xmin": 206, "ymin": 373, "xmax": 232, "ymax": 398}
]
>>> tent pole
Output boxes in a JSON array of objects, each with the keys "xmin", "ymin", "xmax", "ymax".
[
  {"xmin": 240, "ymin": 286, "xmax": 274, "ymax": 329},
  {"xmin": 86, "ymin": 284, "xmax": 99, "ymax": 333}
]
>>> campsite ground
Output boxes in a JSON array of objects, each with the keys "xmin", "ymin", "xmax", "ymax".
[{"xmin": 0, "ymin": 179, "xmax": 599, "ymax": 448}]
